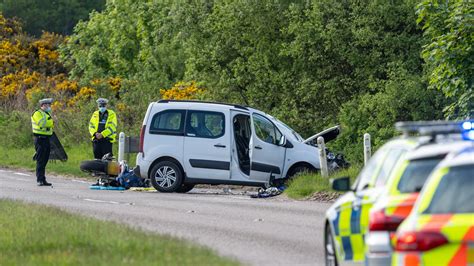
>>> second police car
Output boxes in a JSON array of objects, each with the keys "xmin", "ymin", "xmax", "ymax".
[
  {"xmin": 392, "ymin": 143, "xmax": 474, "ymax": 266},
  {"xmin": 324, "ymin": 121, "xmax": 473, "ymax": 266}
]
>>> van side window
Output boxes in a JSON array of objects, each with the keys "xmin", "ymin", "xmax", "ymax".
[
  {"xmin": 186, "ymin": 111, "xmax": 225, "ymax": 138},
  {"xmin": 149, "ymin": 110, "xmax": 185, "ymax": 135},
  {"xmin": 252, "ymin": 114, "xmax": 282, "ymax": 145}
]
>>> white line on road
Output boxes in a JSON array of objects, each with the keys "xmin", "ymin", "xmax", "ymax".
[
  {"xmin": 2, "ymin": 175, "xmax": 29, "ymax": 182},
  {"xmin": 71, "ymin": 179, "xmax": 90, "ymax": 184},
  {"xmin": 83, "ymin": 198, "xmax": 120, "ymax": 204},
  {"xmin": 14, "ymin": 172, "xmax": 31, "ymax": 176}
]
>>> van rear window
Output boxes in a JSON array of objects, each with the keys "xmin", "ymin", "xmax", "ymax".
[{"xmin": 149, "ymin": 110, "xmax": 185, "ymax": 135}]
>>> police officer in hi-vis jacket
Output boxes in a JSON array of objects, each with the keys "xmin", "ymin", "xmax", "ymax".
[
  {"xmin": 31, "ymin": 98, "xmax": 54, "ymax": 186},
  {"xmin": 89, "ymin": 98, "xmax": 117, "ymax": 159}
]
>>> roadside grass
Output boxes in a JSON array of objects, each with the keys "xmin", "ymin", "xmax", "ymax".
[
  {"xmin": 0, "ymin": 199, "xmax": 239, "ymax": 266},
  {"xmin": 285, "ymin": 165, "xmax": 361, "ymax": 199},
  {"xmin": 0, "ymin": 143, "xmax": 137, "ymax": 179}
]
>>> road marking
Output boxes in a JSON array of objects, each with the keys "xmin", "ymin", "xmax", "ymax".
[
  {"xmin": 14, "ymin": 172, "xmax": 31, "ymax": 176},
  {"xmin": 229, "ymin": 196, "xmax": 252, "ymax": 200},
  {"xmin": 83, "ymin": 198, "xmax": 120, "ymax": 204},
  {"xmin": 71, "ymin": 179, "xmax": 90, "ymax": 184},
  {"xmin": 2, "ymin": 175, "xmax": 29, "ymax": 182}
]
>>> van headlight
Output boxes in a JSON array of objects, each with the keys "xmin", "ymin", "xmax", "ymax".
[{"xmin": 327, "ymin": 152, "xmax": 335, "ymax": 160}]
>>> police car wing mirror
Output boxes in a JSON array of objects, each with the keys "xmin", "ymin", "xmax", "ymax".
[{"xmin": 331, "ymin": 176, "xmax": 351, "ymax": 192}]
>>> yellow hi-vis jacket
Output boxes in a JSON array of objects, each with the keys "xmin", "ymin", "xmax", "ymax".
[
  {"xmin": 31, "ymin": 109, "xmax": 54, "ymax": 136},
  {"xmin": 89, "ymin": 109, "xmax": 117, "ymax": 143}
]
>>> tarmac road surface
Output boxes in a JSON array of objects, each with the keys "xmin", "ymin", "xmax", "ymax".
[{"xmin": 0, "ymin": 168, "xmax": 331, "ymax": 265}]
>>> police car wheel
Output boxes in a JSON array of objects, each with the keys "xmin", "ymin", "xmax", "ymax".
[
  {"xmin": 325, "ymin": 225, "xmax": 338, "ymax": 266},
  {"xmin": 150, "ymin": 161, "xmax": 183, "ymax": 193}
]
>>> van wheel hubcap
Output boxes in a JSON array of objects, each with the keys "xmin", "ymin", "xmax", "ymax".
[{"xmin": 155, "ymin": 166, "xmax": 176, "ymax": 188}]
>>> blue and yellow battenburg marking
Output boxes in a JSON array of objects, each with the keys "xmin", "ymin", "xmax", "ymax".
[{"xmin": 331, "ymin": 196, "xmax": 371, "ymax": 262}]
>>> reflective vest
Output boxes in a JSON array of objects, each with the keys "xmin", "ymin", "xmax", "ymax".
[
  {"xmin": 89, "ymin": 109, "xmax": 117, "ymax": 143},
  {"xmin": 31, "ymin": 109, "xmax": 54, "ymax": 136}
]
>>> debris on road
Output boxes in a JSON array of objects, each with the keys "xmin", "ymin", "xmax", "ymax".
[{"xmin": 250, "ymin": 186, "xmax": 285, "ymax": 198}]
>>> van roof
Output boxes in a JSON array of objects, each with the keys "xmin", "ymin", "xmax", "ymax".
[{"xmin": 157, "ymin": 100, "xmax": 249, "ymax": 111}]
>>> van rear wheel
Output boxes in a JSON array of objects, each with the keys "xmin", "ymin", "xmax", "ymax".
[{"xmin": 150, "ymin": 161, "xmax": 183, "ymax": 192}]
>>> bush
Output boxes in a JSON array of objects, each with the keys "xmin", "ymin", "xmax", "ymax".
[{"xmin": 333, "ymin": 65, "xmax": 447, "ymax": 163}]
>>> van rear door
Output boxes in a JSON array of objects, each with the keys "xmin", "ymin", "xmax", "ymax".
[{"xmin": 183, "ymin": 110, "xmax": 231, "ymax": 180}]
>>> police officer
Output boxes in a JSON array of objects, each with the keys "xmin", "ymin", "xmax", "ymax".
[
  {"xmin": 31, "ymin": 98, "xmax": 54, "ymax": 186},
  {"xmin": 89, "ymin": 98, "xmax": 117, "ymax": 159}
]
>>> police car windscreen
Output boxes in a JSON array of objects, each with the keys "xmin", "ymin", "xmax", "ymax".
[
  {"xmin": 424, "ymin": 165, "xmax": 474, "ymax": 214},
  {"xmin": 397, "ymin": 158, "xmax": 443, "ymax": 193}
]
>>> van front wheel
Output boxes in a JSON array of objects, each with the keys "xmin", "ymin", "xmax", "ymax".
[{"xmin": 150, "ymin": 161, "xmax": 183, "ymax": 192}]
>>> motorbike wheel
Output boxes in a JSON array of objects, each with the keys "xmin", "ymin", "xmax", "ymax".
[{"xmin": 80, "ymin": 160, "xmax": 108, "ymax": 175}]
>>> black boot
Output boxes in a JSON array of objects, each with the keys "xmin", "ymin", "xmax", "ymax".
[{"xmin": 37, "ymin": 180, "xmax": 52, "ymax": 186}]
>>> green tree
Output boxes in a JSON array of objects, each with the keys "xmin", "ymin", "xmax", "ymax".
[
  {"xmin": 185, "ymin": 1, "xmax": 292, "ymax": 110},
  {"xmin": 279, "ymin": 0, "xmax": 426, "ymax": 136},
  {"xmin": 0, "ymin": 0, "xmax": 105, "ymax": 36},
  {"xmin": 417, "ymin": 0, "xmax": 473, "ymax": 117},
  {"xmin": 334, "ymin": 64, "xmax": 447, "ymax": 162}
]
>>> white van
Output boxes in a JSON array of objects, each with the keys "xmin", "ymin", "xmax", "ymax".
[{"xmin": 136, "ymin": 100, "xmax": 339, "ymax": 193}]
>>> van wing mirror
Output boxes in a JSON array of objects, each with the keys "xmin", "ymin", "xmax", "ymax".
[
  {"xmin": 278, "ymin": 135, "xmax": 293, "ymax": 148},
  {"xmin": 331, "ymin": 176, "xmax": 351, "ymax": 192},
  {"xmin": 279, "ymin": 135, "xmax": 287, "ymax": 146}
]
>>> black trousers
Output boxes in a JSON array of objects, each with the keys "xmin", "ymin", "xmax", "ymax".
[
  {"xmin": 34, "ymin": 136, "xmax": 50, "ymax": 182},
  {"xmin": 93, "ymin": 139, "xmax": 113, "ymax": 159}
]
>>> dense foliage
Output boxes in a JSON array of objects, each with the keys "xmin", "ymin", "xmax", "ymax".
[
  {"xmin": 417, "ymin": 0, "xmax": 473, "ymax": 117},
  {"xmin": 61, "ymin": 0, "xmax": 450, "ymax": 162},
  {"xmin": 0, "ymin": 0, "xmax": 105, "ymax": 36},
  {"xmin": 2, "ymin": 0, "xmax": 469, "ymax": 163}
]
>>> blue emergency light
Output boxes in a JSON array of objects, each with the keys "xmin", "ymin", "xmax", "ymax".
[{"xmin": 461, "ymin": 121, "xmax": 474, "ymax": 141}]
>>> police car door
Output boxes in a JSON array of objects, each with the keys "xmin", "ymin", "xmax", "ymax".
[
  {"xmin": 249, "ymin": 113, "xmax": 286, "ymax": 182},
  {"xmin": 333, "ymin": 148, "xmax": 389, "ymax": 262},
  {"xmin": 350, "ymin": 147, "xmax": 406, "ymax": 261}
]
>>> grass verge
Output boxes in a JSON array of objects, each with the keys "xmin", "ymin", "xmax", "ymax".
[
  {"xmin": 0, "ymin": 199, "xmax": 238, "ymax": 266},
  {"xmin": 285, "ymin": 165, "xmax": 361, "ymax": 200},
  {"xmin": 0, "ymin": 143, "xmax": 136, "ymax": 179}
]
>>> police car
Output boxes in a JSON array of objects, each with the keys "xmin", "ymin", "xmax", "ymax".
[
  {"xmin": 324, "ymin": 121, "xmax": 473, "ymax": 266},
  {"xmin": 392, "ymin": 138, "xmax": 474, "ymax": 265},
  {"xmin": 366, "ymin": 140, "xmax": 472, "ymax": 265},
  {"xmin": 325, "ymin": 138, "xmax": 418, "ymax": 265}
]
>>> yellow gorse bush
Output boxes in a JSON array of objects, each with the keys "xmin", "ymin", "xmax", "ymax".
[
  {"xmin": 160, "ymin": 81, "xmax": 204, "ymax": 100},
  {"xmin": 0, "ymin": 14, "xmax": 118, "ymax": 111}
]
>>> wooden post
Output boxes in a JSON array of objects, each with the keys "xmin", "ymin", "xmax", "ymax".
[
  {"xmin": 118, "ymin": 132, "xmax": 125, "ymax": 163},
  {"xmin": 364, "ymin": 133, "xmax": 371, "ymax": 165},
  {"xmin": 317, "ymin": 136, "xmax": 328, "ymax": 178}
]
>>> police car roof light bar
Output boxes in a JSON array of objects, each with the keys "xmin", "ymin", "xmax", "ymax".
[{"xmin": 395, "ymin": 120, "xmax": 466, "ymax": 137}]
